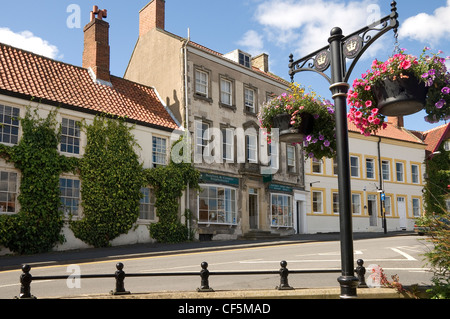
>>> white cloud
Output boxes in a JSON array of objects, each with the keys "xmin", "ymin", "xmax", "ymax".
[
  {"xmin": 237, "ymin": 30, "xmax": 265, "ymax": 55},
  {"xmin": 0, "ymin": 27, "xmax": 61, "ymax": 59},
  {"xmin": 398, "ymin": 0, "xmax": 450, "ymax": 45},
  {"xmin": 254, "ymin": 0, "xmax": 384, "ymax": 57}
]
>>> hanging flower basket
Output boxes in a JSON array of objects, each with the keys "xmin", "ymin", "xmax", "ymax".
[
  {"xmin": 272, "ymin": 112, "xmax": 314, "ymax": 143},
  {"xmin": 348, "ymin": 47, "xmax": 450, "ymax": 135},
  {"xmin": 371, "ymin": 73, "xmax": 428, "ymax": 116},
  {"xmin": 259, "ymin": 83, "xmax": 336, "ymax": 160}
]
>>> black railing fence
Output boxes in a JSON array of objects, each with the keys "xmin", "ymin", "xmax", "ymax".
[{"xmin": 15, "ymin": 259, "xmax": 368, "ymax": 298}]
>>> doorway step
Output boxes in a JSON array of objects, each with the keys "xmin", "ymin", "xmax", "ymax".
[{"xmin": 238, "ymin": 230, "xmax": 281, "ymax": 240}]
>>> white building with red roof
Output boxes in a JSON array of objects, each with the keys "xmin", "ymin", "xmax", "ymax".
[
  {"xmin": 0, "ymin": 7, "xmax": 180, "ymax": 253},
  {"xmin": 304, "ymin": 116, "xmax": 427, "ymax": 233}
]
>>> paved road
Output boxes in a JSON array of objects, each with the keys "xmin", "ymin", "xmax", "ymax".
[{"xmin": 0, "ymin": 232, "xmax": 434, "ymax": 299}]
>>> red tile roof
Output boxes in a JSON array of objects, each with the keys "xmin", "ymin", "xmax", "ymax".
[
  {"xmin": 0, "ymin": 43, "xmax": 179, "ymax": 131},
  {"xmin": 422, "ymin": 123, "xmax": 450, "ymax": 153},
  {"xmin": 348, "ymin": 119, "xmax": 425, "ymax": 145}
]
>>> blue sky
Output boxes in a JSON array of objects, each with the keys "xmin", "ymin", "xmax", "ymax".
[{"xmin": 1, "ymin": 0, "xmax": 450, "ymax": 132}]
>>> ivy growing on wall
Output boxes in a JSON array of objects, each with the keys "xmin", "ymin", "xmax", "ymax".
[
  {"xmin": 146, "ymin": 137, "xmax": 200, "ymax": 243},
  {"xmin": 70, "ymin": 115, "xmax": 146, "ymax": 248},
  {"xmin": 0, "ymin": 107, "xmax": 78, "ymax": 254}
]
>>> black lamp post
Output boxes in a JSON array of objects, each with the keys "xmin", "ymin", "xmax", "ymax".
[{"xmin": 289, "ymin": 1, "xmax": 399, "ymax": 298}]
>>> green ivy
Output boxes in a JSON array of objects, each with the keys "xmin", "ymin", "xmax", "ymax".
[
  {"xmin": 70, "ymin": 115, "xmax": 146, "ymax": 248},
  {"xmin": 146, "ymin": 137, "xmax": 200, "ymax": 243},
  {"xmin": 0, "ymin": 107, "xmax": 78, "ymax": 254},
  {"xmin": 423, "ymin": 143, "xmax": 450, "ymax": 214}
]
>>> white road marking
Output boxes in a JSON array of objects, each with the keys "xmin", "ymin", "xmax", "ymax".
[{"xmin": 390, "ymin": 247, "xmax": 417, "ymax": 261}]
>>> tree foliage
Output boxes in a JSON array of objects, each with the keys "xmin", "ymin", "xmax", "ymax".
[{"xmin": 420, "ymin": 144, "xmax": 450, "ymax": 298}]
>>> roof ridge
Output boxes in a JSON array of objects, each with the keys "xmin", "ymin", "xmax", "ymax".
[
  {"xmin": 423, "ymin": 122, "xmax": 450, "ymax": 134},
  {"xmin": 0, "ymin": 41, "xmax": 86, "ymax": 73}
]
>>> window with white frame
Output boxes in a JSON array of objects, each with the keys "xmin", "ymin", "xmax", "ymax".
[
  {"xmin": 384, "ymin": 195, "xmax": 392, "ymax": 216},
  {"xmin": 396, "ymin": 161, "xmax": 404, "ymax": 182},
  {"xmin": 152, "ymin": 136, "xmax": 167, "ymax": 166},
  {"xmin": 351, "ymin": 193, "xmax": 361, "ymax": 215},
  {"xmin": 333, "ymin": 157, "xmax": 338, "ymax": 175},
  {"xmin": 411, "ymin": 164, "xmax": 419, "ymax": 184},
  {"xmin": 350, "ymin": 156, "xmax": 360, "ymax": 177},
  {"xmin": 287, "ymin": 145, "xmax": 296, "ymax": 173},
  {"xmin": 195, "ymin": 121, "xmax": 209, "ymax": 158},
  {"xmin": 412, "ymin": 198, "xmax": 421, "ymax": 217},
  {"xmin": 61, "ymin": 118, "xmax": 81, "ymax": 154},
  {"xmin": 220, "ymin": 78, "xmax": 233, "ymax": 106},
  {"xmin": 222, "ymin": 128, "xmax": 234, "ymax": 162},
  {"xmin": 244, "ymin": 87, "xmax": 256, "ymax": 113},
  {"xmin": 271, "ymin": 193, "xmax": 292, "ymax": 227},
  {"xmin": 269, "ymin": 142, "xmax": 278, "ymax": 170},
  {"xmin": 0, "ymin": 170, "xmax": 18, "ymax": 214},
  {"xmin": 198, "ymin": 185, "xmax": 237, "ymax": 224},
  {"xmin": 382, "ymin": 160, "xmax": 390, "ymax": 181},
  {"xmin": 0, "ymin": 105, "xmax": 20, "ymax": 145},
  {"xmin": 139, "ymin": 187, "xmax": 155, "ymax": 220},
  {"xmin": 246, "ymin": 133, "xmax": 258, "ymax": 163},
  {"xmin": 312, "ymin": 158, "xmax": 322, "ymax": 174},
  {"xmin": 239, "ymin": 52, "xmax": 251, "ymax": 68},
  {"xmin": 332, "ymin": 192, "xmax": 339, "ymax": 214},
  {"xmin": 59, "ymin": 177, "xmax": 80, "ymax": 216},
  {"xmin": 444, "ymin": 140, "xmax": 450, "ymax": 151},
  {"xmin": 366, "ymin": 158, "xmax": 375, "ymax": 179},
  {"xmin": 312, "ymin": 190, "xmax": 323, "ymax": 213},
  {"xmin": 195, "ymin": 69, "xmax": 209, "ymax": 97}
]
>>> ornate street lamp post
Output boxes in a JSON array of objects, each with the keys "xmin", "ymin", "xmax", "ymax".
[{"xmin": 289, "ymin": 1, "xmax": 399, "ymax": 298}]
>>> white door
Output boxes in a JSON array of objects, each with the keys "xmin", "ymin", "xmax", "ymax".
[
  {"xmin": 397, "ymin": 196, "xmax": 407, "ymax": 229},
  {"xmin": 368, "ymin": 194, "xmax": 377, "ymax": 227}
]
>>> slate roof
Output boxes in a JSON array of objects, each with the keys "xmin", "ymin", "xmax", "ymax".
[{"xmin": 0, "ymin": 42, "xmax": 179, "ymax": 131}]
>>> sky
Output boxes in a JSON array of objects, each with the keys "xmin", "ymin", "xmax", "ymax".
[{"xmin": 1, "ymin": 0, "xmax": 450, "ymax": 133}]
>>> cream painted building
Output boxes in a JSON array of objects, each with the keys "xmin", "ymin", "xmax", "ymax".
[
  {"xmin": 304, "ymin": 117, "xmax": 426, "ymax": 233},
  {"xmin": 125, "ymin": 0, "xmax": 307, "ymax": 240}
]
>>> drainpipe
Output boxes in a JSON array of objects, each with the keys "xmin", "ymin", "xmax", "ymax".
[
  {"xmin": 183, "ymin": 29, "xmax": 191, "ymax": 238},
  {"xmin": 377, "ymin": 137, "xmax": 387, "ymax": 234}
]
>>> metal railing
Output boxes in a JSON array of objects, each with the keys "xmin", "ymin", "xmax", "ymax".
[{"xmin": 14, "ymin": 259, "xmax": 368, "ymax": 298}]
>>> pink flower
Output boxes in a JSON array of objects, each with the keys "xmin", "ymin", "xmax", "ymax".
[
  {"xmin": 399, "ymin": 60, "xmax": 412, "ymax": 70},
  {"xmin": 365, "ymin": 85, "xmax": 371, "ymax": 91},
  {"xmin": 365, "ymin": 100, "xmax": 372, "ymax": 107},
  {"xmin": 355, "ymin": 111, "xmax": 362, "ymax": 118},
  {"xmin": 371, "ymin": 108, "xmax": 379, "ymax": 115}
]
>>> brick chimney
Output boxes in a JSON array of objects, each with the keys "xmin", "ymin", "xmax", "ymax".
[
  {"xmin": 82, "ymin": 6, "xmax": 110, "ymax": 84},
  {"xmin": 252, "ymin": 53, "xmax": 269, "ymax": 73},
  {"xmin": 388, "ymin": 116, "xmax": 404, "ymax": 128},
  {"xmin": 139, "ymin": 0, "xmax": 165, "ymax": 37}
]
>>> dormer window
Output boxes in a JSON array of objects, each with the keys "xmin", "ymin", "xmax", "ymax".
[{"xmin": 239, "ymin": 52, "xmax": 251, "ymax": 68}]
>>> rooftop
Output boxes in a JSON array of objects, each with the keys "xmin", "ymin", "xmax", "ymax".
[{"xmin": 0, "ymin": 42, "xmax": 179, "ymax": 131}]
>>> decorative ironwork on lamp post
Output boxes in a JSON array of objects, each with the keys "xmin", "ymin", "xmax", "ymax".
[{"xmin": 289, "ymin": 1, "xmax": 399, "ymax": 298}]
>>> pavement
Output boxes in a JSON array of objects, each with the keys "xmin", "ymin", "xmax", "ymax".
[{"xmin": 1, "ymin": 231, "xmax": 429, "ymax": 299}]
